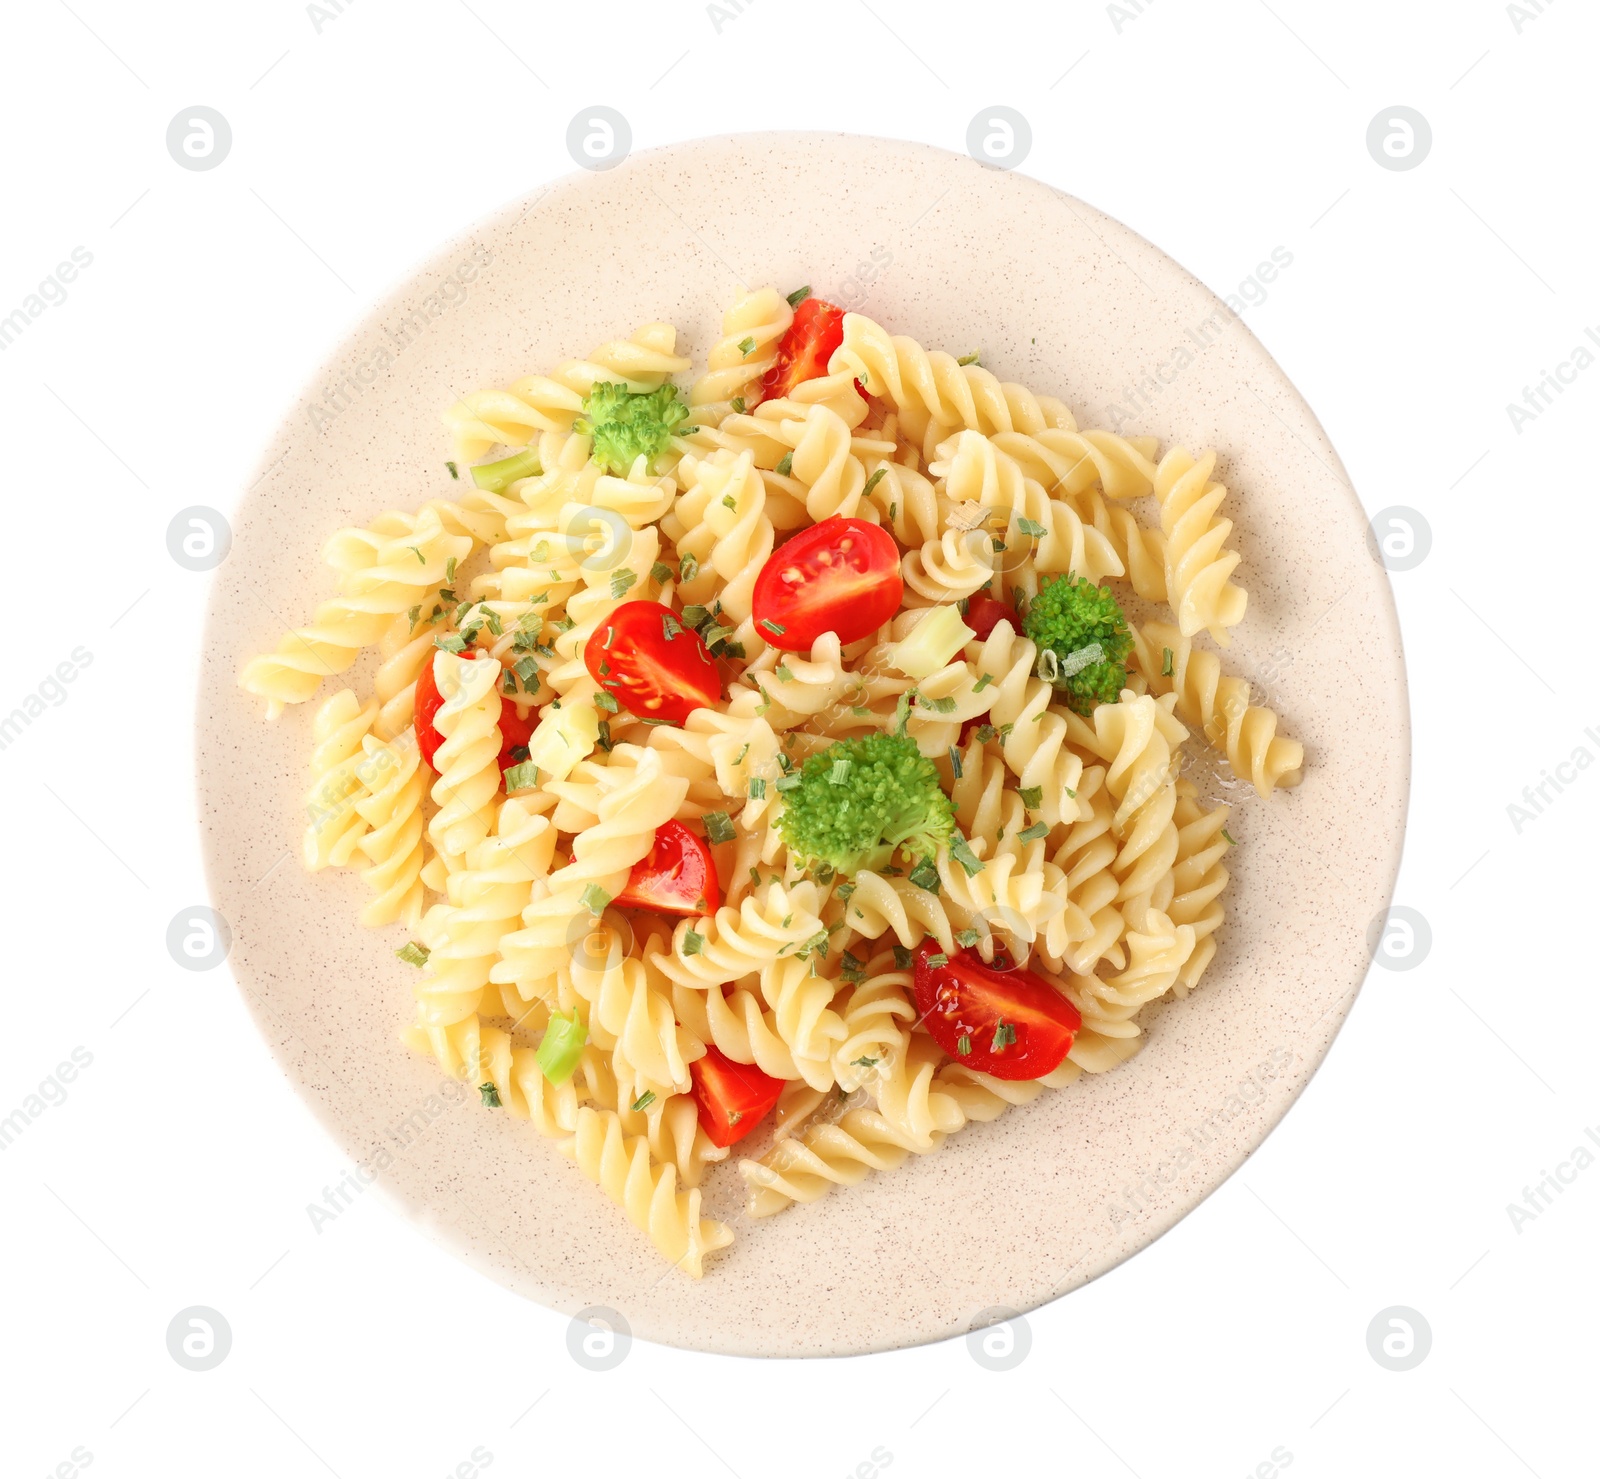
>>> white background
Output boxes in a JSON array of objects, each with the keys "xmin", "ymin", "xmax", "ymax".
[{"xmin": 1, "ymin": 1, "xmax": 1594, "ymax": 1475}]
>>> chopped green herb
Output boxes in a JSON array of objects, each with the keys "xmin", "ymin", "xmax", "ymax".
[
  {"xmin": 596, "ymin": 719, "xmax": 613, "ymax": 752},
  {"xmin": 908, "ymin": 857, "xmax": 941, "ymax": 893},
  {"xmin": 1223, "ymin": 828, "xmax": 1237, "ymax": 846},
  {"xmin": 829, "ymin": 757, "xmax": 851, "ymax": 785},
  {"xmin": 703, "ymin": 811, "xmax": 736, "ymax": 845},
  {"xmin": 1018, "ymin": 785, "xmax": 1043, "ymax": 809},
  {"xmin": 956, "ymin": 1034, "xmax": 972, "ymax": 1055},
  {"xmin": 446, "ymin": 461, "xmax": 459, "ymax": 479},
  {"xmin": 1016, "ymin": 516, "xmax": 1047, "ymax": 538},
  {"xmin": 679, "ymin": 552, "xmax": 699, "ymax": 583},
  {"xmin": 1017, "ymin": 821, "xmax": 1049, "ymax": 843},
  {"xmin": 722, "ymin": 493, "xmax": 738, "ymax": 510},
  {"xmin": 406, "ymin": 604, "xmax": 421, "ymax": 628},
  {"xmin": 504, "ymin": 760, "xmax": 539, "ymax": 792},
  {"xmin": 892, "ymin": 945, "xmax": 914, "ymax": 970},
  {"xmin": 479, "ymin": 1081, "xmax": 501, "ymax": 1107},
  {"xmin": 631, "ymin": 1090, "xmax": 657, "ymax": 1113},
  {"xmin": 992, "ymin": 1021, "xmax": 1017, "ymax": 1051},
  {"xmin": 863, "ymin": 467, "xmax": 886, "ymax": 498},
  {"xmin": 957, "ymin": 351, "xmax": 981, "ymax": 366},
  {"xmin": 775, "ymin": 663, "xmax": 794, "ymax": 684},
  {"xmin": 651, "ymin": 561, "xmax": 674, "ymax": 586},
  {"xmin": 775, "ymin": 773, "xmax": 803, "ymax": 792},
  {"xmin": 748, "ymin": 777, "xmax": 767, "ymax": 799},
  {"xmin": 535, "ymin": 1011, "xmax": 587, "ymax": 1084},
  {"xmin": 850, "ymin": 1055, "xmax": 878, "ymax": 1069},
  {"xmin": 737, "ymin": 335, "xmax": 756, "ymax": 357},
  {"xmin": 610, "ymin": 569, "xmax": 637, "ymax": 599},
  {"xmin": 955, "ymin": 927, "xmax": 981, "ymax": 948},
  {"xmin": 682, "ymin": 928, "xmax": 705, "ymax": 956},
  {"xmin": 919, "ymin": 695, "xmax": 957, "ymax": 714},
  {"xmin": 434, "ymin": 632, "xmax": 467, "ymax": 654},
  {"xmin": 948, "ymin": 745, "xmax": 963, "ymax": 779},
  {"xmin": 759, "ymin": 618, "xmax": 787, "ymax": 638},
  {"xmin": 775, "ymin": 452, "xmax": 793, "ymax": 477},
  {"xmin": 730, "ymin": 396, "xmax": 746, "ymax": 415},
  {"xmin": 407, "ymin": 545, "xmax": 425, "ymax": 564},
  {"xmin": 973, "ymin": 673, "xmax": 994, "ymax": 692},
  {"xmin": 786, "ymin": 285, "xmax": 813, "ymax": 309},
  {"xmin": 580, "ymin": 883, "xmax": 611, "ymax": 915},
  {"xmin": 396, "ymin": 942, "xmax": 430, "ymax": 967},
  {"xmin": 949, "ymin": 836, "xmax": 984, "ymax": 877},
  {"xmin": 925, "ymin": 952, "xmax": 950, "ymax": 968}
]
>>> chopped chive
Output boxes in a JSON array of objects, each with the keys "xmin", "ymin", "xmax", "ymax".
[
  {"xmin": 949, "ymin": 837, "xmax": 984, "ymax": 877},
  {"xmin": 1223, "ymin": 828, "xmax": 1237, "ymax": 846},
  {"xmin": 408, "ymin": 546, "xmax": 425, "ymax": 564},
  {"xmin": 785, "ymin": 285, "xmax": 813, "ymax": 308},
  {"xmin": 679, "ymin": 552, "xmax": 699, "ymax": 583},
  {"xmin": 863, "ymin": 467, "xmax": 886, "ymax": 497},
  {"xmin": 1018, "ymin": 785, "xmax": 1043, "ymax": 809},
  {"xmin": 957, "ymin": 351, "xmax": 981, "ymax": 367},
  {"xmin": 829, "ymin": 757, "xmax": 851, "ymax": 785},
  {"xmin": 651, "ymin": 561, "xmax": 674, "ymax": 586},
  {"xmin": 580, "ymin": 883, "xmax": 611, "ymax": 914},
  {"xmin": 504, "ymin": 760, "xmax": 539, "ymax": 792},
  {"xmin": 908, "ymin": 858, "xmax": 941, "ymax": 893},
  {"xmin": 775, "ymin": 663, "xmax": 794, "ymax": 683},
  {"xmin": 956, "ymin": 1034, "xmax": 972, "ymax": 1055},
  {"xmin": 955, "ymin": 928, "xmax": 981, "ymax": 948},
  {"xmin": 1018, "ymin": 821, "xmax": 1049, "ymax": 843},
  {"xmin": 991, "ymin": 1021, "xmax": 1017, "ymax": 1051},
  {"xmin": 722, "ymin": 493, "xmax": 738, "ymax": 510},
  {"xmin": 737, "ymin": 335, "xmax": 756, "ymax": 357},
  {"xmin": 948, "ymin": 745, "xmax": 963, "ymax": 778},
  {"xmin": 925, "ymin": 952, "xmax": 949, "ymax": 968},
  {"xmin": 446, "ymin": 461, "xmax": 459, "ymax": 479},
  {"xmin": 535, "ymin": 1011, "xmax": 587, "ymax": 1084},
  {"xmin": 748, "ymin": 777, "xmax": 766, "ymax": 799},
  {"xmin": 973, "ymin": 673, "xmax": 994, "ymax": 692},
  {"xmin": 850, "ymin": 1055, "xmax": 877, "ymax": 1068},
  {"xmin": 479, "ymin": 1081, "xmax": 501, "ymax": 1106},
  {"xmin": 919, "ymin": 695, "xmax": 957, "ymax": 714},
  {"xmin": 610, "ymin": 569, "xmax": 637, "ymax": 599},
  {"xmin": 682, "ymin": 928, "xmax": 705, "ymax": 956},
  {"xmin": 396, "ymin": 942, "xmax": 430, "ymax": 967},
  {"xmin": 775, "ymin": 452, "xmax": 793, "ymax": 477},
  {"xmin": 434, "ymin": 632, "xmax": 467, "ymax": 654},
  {"xmin": 730, "ymin": 396, "xmax": 746, "ymax": 415},
  {"xmin": 759, "ymin": 618, "xmax": 787, "ymax": 637},
  {"xmin": 775, "ymin": 773, "xmax": 803, "ymax": 792},
  {"xmin": 892, "ymin": 945, "xmax": 913, "ymax": 970},
  {"xmin": 631, "ymin": 1090, "xmax": 657, "ymax": 1113},
  {"xmin": 661, "ymin": 612, "xmax": 682, "ymax": 641},
  {"xmin": 703, "ymin": 811, "xmax": 736, "ymax": 845}
]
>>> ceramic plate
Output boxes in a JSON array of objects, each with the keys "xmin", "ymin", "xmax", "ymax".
[{"xmin": 197, "ymin": 132, "xmax": 1408, "ymax": 1357}]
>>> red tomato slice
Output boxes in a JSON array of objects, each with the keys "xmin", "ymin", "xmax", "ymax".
[
  {"xmin": 583, "ymin": 601, "xmax": 720, "ymax": 726},
  {"xmin": 751, "ymin": 517, "xmax": 903, "ymax": 651},
  {"xmin": 615, "ymin": 820, "xmax": 721, "ymax": 917},
  {"xmin": 963, "ymin": 592, "xmax": 1015, "ymax": 642},
  {"xmin": 912, "ymin": 939, "xmax": 1081, "ymax": 1081},
  {"xmin": 415, "ymin": 650, "xmax": 526, "ymax": 777},
  {"xmin": 689, "ymin": 1044, "xmax": 785, "ymax": 1148},
  {"xmin": 759, "ymin": 296, "xmax": 848, "ymax": 404}
]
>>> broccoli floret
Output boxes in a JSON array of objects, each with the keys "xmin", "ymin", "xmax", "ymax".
[
  {"xmin": 576, "ymin": 381, "xmax": 688, "ymax": 475},
  {"xmin": 775, "ymin": 733, "xmax": 955, "ymax": 877},
  {"xmin": 1022, "ymin": 573, "xmax": 1133, "ymax": 715}
]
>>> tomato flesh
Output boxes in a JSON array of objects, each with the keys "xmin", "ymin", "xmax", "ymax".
[
  {"xmin": 963, "ymin": 592, "xmax": 1015, "ymax": 643},
  {"xmin": 689, "ymin": 1045, "xmax": 786, "ymax": 1148},
  {"xmin": 759, "ymin": 296, "xmax": 848, "ymax": 404},
  {"xmin": 415, "ymin": 649, "xmax": 521, "ymax": 774},
  {"xmin": 615, "ymin": 820, "xmax": 720, "ymax": 917},
  {"xmin": 751, "ymin": 517, "xmax": 903, "ymax": 650},
  {"xmin": 583, "ymin": 601, "xmax": 721, "ymax": 726},
  {"xmin": 912, "ymin": 939, "xmax": 1080, "ymax": 1081}
]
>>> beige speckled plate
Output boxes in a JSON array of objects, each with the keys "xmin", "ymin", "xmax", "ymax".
[{"xmin": 198, "ymin": 133, "xmax": 1407, "ymax": 1357}]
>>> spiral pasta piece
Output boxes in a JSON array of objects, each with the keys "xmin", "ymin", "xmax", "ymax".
[
  {"xmin": 691, "ymin": 287, "xmax": 793, "ymax": 418},
  {"xmin": 1154, "ymin": 447, "xmax": 1247, "ymax": 646},
  {"xmin": 560, "ymin": 1107, "xmax": 733, "ymax": 1277},
  {"xmin": 965, "ymin": 622, "xmax": 1089, "ymax": 828},
  {"xmin": 843, "ymin": 871, "xmax": 955, "ymax": 953},
  {"xmin": 242, "ymin": 506, "xmax": 469, "ymax": 718},
  {"xmin": 772, "ymin": 403, "xmax": 869, "ymax": 523},
  {"xmin": 413, "ymin": 798, "xmax": 555, "ymax": 1027},
  {"xmin": 1130, "ymin": 621, "xmax": 1303, "ymax": 796},
  {"xmin": 671, "ymin": 448, "xmax": 774, "ymax": 628},
  {"xmin": 650, "ymin": 880, "xmax": 826, "ymax": 990},
  {"xmin": 1169, "ymin": 780, "xmax": 1230, "ymax": 991},
  {"xmin": 304, "ymin": 689, "xmax": 378, "ymax": 869},
  {"xmin": 830, "ymin": 952, "xmax": 916, "ymax": 1092},
  {"xmin": 425, "ymin": 652, "xmax": 504, "ymax": 872},
  {"xmin": 989, "ymin": 423, "xmax": 1159, "ymax": 502},
  {"xmin": 353, "ymin": 730, "xmax": 428, "ymax": 929}
]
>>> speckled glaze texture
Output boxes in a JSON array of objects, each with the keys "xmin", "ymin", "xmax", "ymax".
[{"xmin": 197, "ymin": 133, "xmax": 1408, "ymax": 1357}]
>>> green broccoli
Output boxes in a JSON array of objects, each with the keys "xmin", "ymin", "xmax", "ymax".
[
  {"xmin": 1022, "ymin": 572, "xmax": 1133, "ymax": 715},
  {"xmin": 576, "ymin": 381, "xmax": 688, "ymax": 475},
  {"xmin": 775, "ymin": 733, "xmax": 955, "ymax": 877}
]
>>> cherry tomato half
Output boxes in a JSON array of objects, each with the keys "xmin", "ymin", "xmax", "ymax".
[
  {"xmin": 583, "ymin": 601, "xmax": 721, "ymax": 726},
  {"xmin": 751, "ymin": 517, "xmax": 903, "ymax": 651},
  {"xmin": 759, "ymin": 296, "xmax": 848, "ymax": 403},
  {"xmin": 615, "ymin": 820, "xmax": 721, "ymax": 917},
  {"xmin": 963, "ymin": 592, "xmax": 1015, "ymax": 643},
  {"xmin": 912, "ymin": 938, "xmax": 1081, "ymax": 1081},
  {"xmin": 689, "ymin": 1044, "xmax": 786, "ymax": 1148},
  {"xmin": 415, "ymin": 650, "xmax": 529, "ymax": 776}
]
